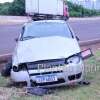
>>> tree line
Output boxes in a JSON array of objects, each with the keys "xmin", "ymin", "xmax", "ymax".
[
  {"xmin": 0, "ymin": 0, "xmax": 25, "ymax": 15},
  {"xmin": 0, "ymin": 0, "xmax": 100, "ymax": 17}
]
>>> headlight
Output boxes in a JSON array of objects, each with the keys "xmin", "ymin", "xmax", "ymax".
[
  {"xmin": 13, "ymin": 66, "xmax": 19, "ymax": 72},
  {"xmin": 67, "ymin": 56, "xmax": 80, "ymax": 64},
  {"xmin": 13, "ymin": 63, "xmax": 27, "ymax": 72}
]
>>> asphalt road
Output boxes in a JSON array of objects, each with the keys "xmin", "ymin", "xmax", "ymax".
[
  {"xmin": 69, "ymin": 19, "xmax": 100, "ymax": 41},
  {"xmin": 0, "ymin": 18, "xmax": 100, "ymax": 55},
  {"xmin": 0, "ymin": 24, "xmax": 22, "ymax": 55}
]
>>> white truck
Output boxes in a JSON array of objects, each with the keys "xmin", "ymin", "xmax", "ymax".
[
  {"xmin": 25, "ymin": 0, "xmax": 64, "ymax": 15},
  {"xmin": 25, "ymin": 0, "xmax": 69, "ymax": 19}
]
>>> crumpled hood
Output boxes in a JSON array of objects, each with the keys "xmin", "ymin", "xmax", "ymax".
[{"xmin": 13, "ymin": 36, "xmax": 80, "ymax": 65}]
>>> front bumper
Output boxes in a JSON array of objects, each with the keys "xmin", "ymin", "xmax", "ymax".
[{"xmin": 11, "ymin": 61, "xmax": 84, "ymax": 87}]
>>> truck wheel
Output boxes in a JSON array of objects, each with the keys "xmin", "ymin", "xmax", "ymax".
[{"xmin": 1, "ymin": 60, "xmax": 12, "ymax": 77}]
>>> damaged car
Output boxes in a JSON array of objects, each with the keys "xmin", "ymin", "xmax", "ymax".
[{"xmin": 1, "ymin": 20, "xmax": 92, "ymax": 87}]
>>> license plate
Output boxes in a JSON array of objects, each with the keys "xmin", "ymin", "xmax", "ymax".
[{"xmin": 36, "ymin": 75, "xmax": 57, "ymax": 83}]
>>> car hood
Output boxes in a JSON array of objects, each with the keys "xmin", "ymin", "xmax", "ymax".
[{"xmin": 13, "ymin": 36, "xmax": 80, "ymax": 65}]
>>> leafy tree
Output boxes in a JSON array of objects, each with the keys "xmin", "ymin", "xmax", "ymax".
[
  {"xmin": 9, "ymin": 0, "xmax": 25, "ymax": 16},
  {"xmin": 0, "ymin": 2, "xmax": 11, "ymax": 15},
  {"xmin": 65, "ymin": 1, "xmax": 100, "ymax": 17}
]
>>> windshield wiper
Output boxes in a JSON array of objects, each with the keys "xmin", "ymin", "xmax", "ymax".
[{"xmin": 22, "ymin": 36, "xmax": 36, "ymax": 40}]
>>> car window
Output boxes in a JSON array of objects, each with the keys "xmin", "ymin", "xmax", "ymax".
[{"xmin": 21, "ymin": 22, "xmax": 73, "ymax": 40}]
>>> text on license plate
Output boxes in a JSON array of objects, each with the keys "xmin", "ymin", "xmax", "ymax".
[{"xmin": 36, "ymin": 75, "xmax": 57, "ymax": 83}]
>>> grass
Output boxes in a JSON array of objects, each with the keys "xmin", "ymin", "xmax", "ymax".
[{"xmin": 0, "ymin": 50, "xmax": 100, "ymax": 100}]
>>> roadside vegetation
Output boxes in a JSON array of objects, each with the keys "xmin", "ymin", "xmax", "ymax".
[
  {"xmin": 70, "ymin": 8, "xmax": 100, "ymax": 17},
  {"xmin": 0, "ymin": 0, "xmax": 25, "ymax": 16},
  {"xmin": 0, "ymin": 50, "xmax": 100, "ymax": 100},
  {"xmin": 67, "ymin": 1, "xmax": 100, "ymax": 17},
  {"xmin": 0, "ymin": 0, "xmax": 100, "ymax": 17}
]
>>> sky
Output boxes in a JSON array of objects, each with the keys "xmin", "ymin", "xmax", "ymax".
[
  {"xmin": 0, "ymin": 0, "xmax": 97, "ymax": 3},
  {"xmin": 68, "ymin": 0, "xmax": 96, "ymax": 1},
  {"xmin": 0, "ymin": 0, "xmax": 13, "ymax": 3}
]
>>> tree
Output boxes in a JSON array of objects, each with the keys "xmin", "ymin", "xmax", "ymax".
[
  {"xmin": 0, "ymin": 2, "xmax": 11, "ymax": 15},
  {"xmin": 9, "ymin": 0, "xmax": 25, "ymax": 16}
]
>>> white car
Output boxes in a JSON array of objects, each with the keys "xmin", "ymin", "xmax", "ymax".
[{"xmin": 10, "ymin": 20, "xmax": 85, "ymax": 87}]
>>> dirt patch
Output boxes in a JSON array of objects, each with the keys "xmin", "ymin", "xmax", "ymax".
[{"xmin": 0, "ymin": 87, "xmax": 27, "ymax": 100}]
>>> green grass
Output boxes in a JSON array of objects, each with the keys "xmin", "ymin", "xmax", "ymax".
[{"xmin": 0, "ymin": 50, "xmax": 100, "ymax": 100}]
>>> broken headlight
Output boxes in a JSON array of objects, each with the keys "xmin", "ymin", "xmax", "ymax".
[
  {"xmin": 13, "ymin": 63, "xmax": 27, "ymax": 72},
  {"xmin": 66, "ymin": 56, "xmax": 81, "ymax": 64}
]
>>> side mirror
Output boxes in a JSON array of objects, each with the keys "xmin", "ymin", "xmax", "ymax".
[
  {"xmin": 15, "ymin": 38, "xmax": 18, "ymax": 42},
  {"xmin": 76, "ymin": 36, "xmax": 80, "ymax": 41}
]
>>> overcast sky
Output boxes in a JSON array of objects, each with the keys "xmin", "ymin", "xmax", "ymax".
[
  {"xmin": 0, "ymin": 0, "xmax": 97, "ymax": 3},
  {"xmin": 0, "ymin": 0, "xmax": 13, "ymax": 3}
]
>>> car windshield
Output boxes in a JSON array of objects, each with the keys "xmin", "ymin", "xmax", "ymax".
[{"xmin": 21, "ymin": 22, "xmax": 73, "ymax": 40}]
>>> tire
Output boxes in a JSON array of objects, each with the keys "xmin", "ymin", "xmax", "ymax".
[{"xmin": 1, "ymin": 60, "xmax": 12, "ymax": 77}]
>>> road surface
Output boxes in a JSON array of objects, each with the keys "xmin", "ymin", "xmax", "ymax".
[
  {"xmin": 0, "ymin": 18, "xmax": 100, "ymax": 55},
  {"xmin": 0, "ymin": 24, "xmax": 22, "ymax": 55},
  {"xmin": 69, "ymin": 19, "xmax": 100, "ymax": 41}
]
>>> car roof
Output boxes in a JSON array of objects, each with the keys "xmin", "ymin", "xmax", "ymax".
[
  {"xmin": 24, "ymin": 20, "xmax": 67, "ymax": 26},
  {"xmin": 35, "ymin": 20, "xmax": 66, "ymax": 23}
]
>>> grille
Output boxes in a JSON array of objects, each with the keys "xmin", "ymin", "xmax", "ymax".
[
  {"xmin": 27, "ymin": 58, "xmax": 65, "ymax": 70},
  {"xmin": 29, "ymin": 70, "xmax": 63, "ymax": 76}
]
